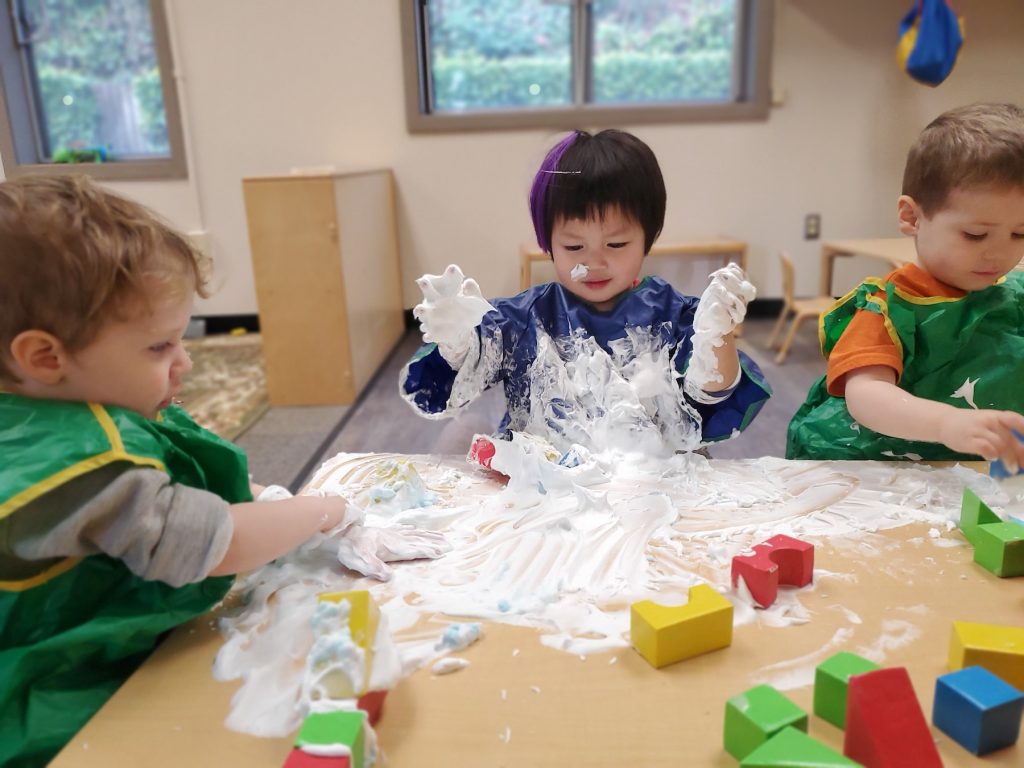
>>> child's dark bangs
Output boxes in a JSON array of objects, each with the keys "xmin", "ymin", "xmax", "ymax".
[{"xmin": 546, "ymin": 174, "xmax": 646, "ymax": 228}]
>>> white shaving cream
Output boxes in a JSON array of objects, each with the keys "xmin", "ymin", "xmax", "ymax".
[{"xmin": 212, "ymin": 447, "xmax": 996, "ymax": 737}]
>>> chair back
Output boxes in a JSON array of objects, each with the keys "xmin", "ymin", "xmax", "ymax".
[{"xmin": 778, "ymin": 251, "xmax": 796, "ymax": 304}]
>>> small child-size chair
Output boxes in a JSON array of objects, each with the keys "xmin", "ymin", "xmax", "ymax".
[{"xmin": 766, "ymin": 251, "xmax": 835, "ymax": 364}]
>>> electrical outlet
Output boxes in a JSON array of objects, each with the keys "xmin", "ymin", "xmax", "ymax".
[{"xmin": 804, "ymin": 213, "xmax": 821, "ymax": 240}]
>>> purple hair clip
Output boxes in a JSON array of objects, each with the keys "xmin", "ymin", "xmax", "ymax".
[{"xmin": 529, "ymin": 132, "xmax": 579, "ymax": 253}]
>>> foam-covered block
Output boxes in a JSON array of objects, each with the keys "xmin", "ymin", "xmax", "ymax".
[
  {"xmin": 317, "ymin": 591, "xmax": 380, "ymax": 650},
  {"xmin": 283, "ymin": 748, "xmax": 351, "ymax": 767},
  {"xmin": 843, "ymin": 667, "xmax": 941, "ymax": 767},
  {"xmin": 467, "ymin": 435, "xmax": 497, "ymax": 469},
  {"xmin": 295, "ymin": 710, "xmax": 366, "ymax": 768},
  {"xmin": 814, "ymin": 651, "xmax": 881, "ymax": 729},
  {"xmin": 724, "ymin": 684, "xmax": 808, "ymax": 760},
  {"xmin": 740, "ymin": 726, "xmax": 861, "ymax": 766},
  {"xmin": 630, "ymin": 583, "xmax": 733, "ymax": 669},
  {"xmin": 933, "ymin": 665, "xmax": 1024, "ymax": 755},
  {"xmin": 949, "ymin": 620, "xmax": 1024, "ymax": 690},
  {"xmin": 731, "ymin": 534, "xmax": 814, "ymax": 608}
]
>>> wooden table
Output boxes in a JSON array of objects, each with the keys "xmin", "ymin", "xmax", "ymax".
[
  {"xmin": 51, "ymin": 458, "xmax": 1021, "ymax": 768},
  {"xmin": 819, "ymin": 237, "xmax": 917, "ymax": 296},
  {"xmin": 520, "ymin": 236, "xmax": 747, "ymax": 292}
]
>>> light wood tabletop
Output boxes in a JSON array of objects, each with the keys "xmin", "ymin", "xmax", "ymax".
[{"xmin": 50, "ymin": 458, "xmax": 1021, "ymax": 768}]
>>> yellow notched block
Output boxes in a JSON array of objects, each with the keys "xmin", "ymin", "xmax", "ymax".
[
  {"xmin": 630, "ymin": 583, "xmax": 733, "ymax": 669},
  {"xmin": 949, "ymin": 620, "xmax": 1024, "ymax": 689}
]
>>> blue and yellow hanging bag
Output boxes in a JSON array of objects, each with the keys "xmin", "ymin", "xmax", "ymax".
[{"xmin": 897, "ymin": 0, "xmax": 964, "ymax": 86}]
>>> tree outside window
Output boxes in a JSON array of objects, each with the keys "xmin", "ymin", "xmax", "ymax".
[
  {"xmin": 0, "ymin": 0, "xmax": 186, "ymax": 179},
  {"xmin": 403, "ymin": 0, "xmax": 772, "ymax": 132}
]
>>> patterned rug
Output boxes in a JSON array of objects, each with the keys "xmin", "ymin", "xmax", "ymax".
[{"xmin": 178, "ymin": 333, "xmax": 269, "ymax": 441}]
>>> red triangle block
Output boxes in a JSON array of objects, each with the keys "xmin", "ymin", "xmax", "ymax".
[{"xmin": 844, "ymin": 667, "xmax": 941, "ymax": 767}]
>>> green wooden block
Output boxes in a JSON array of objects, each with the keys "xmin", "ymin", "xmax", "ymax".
[
  {"xmin": 724, "ymin": 684, "xmax": 808, "ymax": 760},
  {"xmin": 295, "ymin": 709, "xmax": 366, "ymax": 766},
  {"xmin": 740, "ymin": 726, "xmax": 863, "ymax": 766},
  {"xmin": 974, "ymin": 522, "xmax": 1024, "ymax": 577},
  {"xmin": 814, "ymin": 651, "xmax": 881, "ymax": 729},
  {"xmin": 959, "ymin": 487, "xmax": 1000, "ymax": 546}
]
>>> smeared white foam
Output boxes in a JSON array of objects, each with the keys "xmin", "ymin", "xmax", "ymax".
[
  {"xmin": 214, "ymin": 452, "xmax": 998, "ymax": 737},
  {"xmin": 753, "ymin": 628, "xmax": 856, "ymax": 690},
  {"xmin": 431, "ymin": 657, "xmax": 470, "ymax": 675},
  {"xmin": 570, "ymin": 263, "xmax": 589, "ymax": 281}
]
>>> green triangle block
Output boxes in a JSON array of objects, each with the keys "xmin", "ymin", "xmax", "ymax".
[
  {"xmin": 725, "ymin": 685, "xmax": 808, "ymax": 760},
  {"xmin": 975, "ymin": 522, "xmax": 1024, "ymax": 577},
  {"xmin": 295, "ymin": 709, "xmax": 366, "ymax": 766},
  {"xmin": 814, "ymin": 651, "xmax": 881, "ymax": 728},
  {"xmin": 741, "ymin": 726, "xmax": 863, "ymax": 766},
  {"xmin": 960, "ymin": 488, "xmax": 1000, "ymax": 546}
]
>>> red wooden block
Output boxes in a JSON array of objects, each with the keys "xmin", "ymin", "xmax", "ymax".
[
  {"xmin": 467, "ymin": 435, "xmax": 496, "ymax": 468},
  {"xmin": 283, "ymin": 748, "xmax": 351, "ymax": 768},
  {"xmin": 844, "ymin": 667, "xmax": 942, "ymax": 767},
  {"xmin": 731, "ymin": 534, "xmax": 814, "ymax": 608},
  {"xmin": 357, "ymin": 689, "xmax": 388, "ymax": 726}
]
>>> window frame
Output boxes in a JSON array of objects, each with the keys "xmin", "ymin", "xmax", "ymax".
[
  {"xmin": 401, "ymin": 0, "xmax": 775, "ymax": 133},
  {"xmin": 0, "ymin": 0, "xmax": 187, "ymax": 180}
]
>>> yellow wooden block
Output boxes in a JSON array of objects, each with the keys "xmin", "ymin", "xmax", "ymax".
[
  {"xmin": 630, "ymin": 583, "xmax": 733, "ymax": 669},
  {"xmin": 318, "ymin": 590, "xmax": 380, "ymax": 650},
  {"xmin": 949, "ymin": 620, "xmax": 1024, "ymax": 689}
]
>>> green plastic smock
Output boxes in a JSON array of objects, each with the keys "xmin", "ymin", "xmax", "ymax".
[
  {"xmin": 0, "ymin": 394, "xmax": 251, "ymax": 767},
  {"xmin": 787, "ymin": 272, "xmax": 1024, "ymax": 461}
]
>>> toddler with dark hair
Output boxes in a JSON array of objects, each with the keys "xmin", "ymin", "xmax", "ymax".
[{"xmin": 401, "ymin": 129, "xmax": 771, "ymax": 455}]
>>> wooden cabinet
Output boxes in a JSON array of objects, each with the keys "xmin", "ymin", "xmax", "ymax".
[{"xmin": 243, "ymin": 169, "xmax": 405, "ymax": 406}]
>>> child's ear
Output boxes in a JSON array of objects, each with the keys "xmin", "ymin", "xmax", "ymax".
[
  {"xmin": 9, "ymin": 330, "xmax": 68, "ymax": 385},
  {"xmin": 896, "ymin": 195, "xmax": 922, "ymax": 236}
]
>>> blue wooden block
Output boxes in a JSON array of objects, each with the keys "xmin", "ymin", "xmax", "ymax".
[{"xmin": 933, "ymin": 665, "xmax": 1024, "ymax": 755}]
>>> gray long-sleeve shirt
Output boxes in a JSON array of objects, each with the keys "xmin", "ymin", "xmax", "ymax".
[{"xmin": 1, "ymin": 464, "xmax": 233, "ymax": 587}]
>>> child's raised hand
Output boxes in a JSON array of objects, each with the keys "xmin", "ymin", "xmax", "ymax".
[
  {"xmin": 695, "ymin": 263, "xmax": 756, "ymax": 334},
  {"xmin": 938, "ymin": 408, "xmax": 1024, "ymax": 472},
  {"xmin": 413, "ymin": 264, "xmax": 495, "ymax": 367}
]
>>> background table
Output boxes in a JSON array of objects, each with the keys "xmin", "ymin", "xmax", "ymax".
[
  {"xmin": 52, "ymin": 459, "xmax": 1021, "ymax": 768},
  {"xmin": 520, "ymin": 236, "xmax": 747, "ymax": 292},
  {"xmin": 819, "ymin": 237, "xmax": 917, "ymax": 296},
  {"xmin": 821, "ymin": 236, "xmax": 1024, "ymax": 296}
]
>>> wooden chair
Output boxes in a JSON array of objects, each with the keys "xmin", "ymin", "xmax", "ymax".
[{"xmin": 767, "ymin": 251, "xmax": 835, "ymax": 364}]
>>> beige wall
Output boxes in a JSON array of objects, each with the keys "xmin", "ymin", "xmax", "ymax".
[{"xmin": 3, "ymin": 0, "xmax": 1023, "ymax": 314}]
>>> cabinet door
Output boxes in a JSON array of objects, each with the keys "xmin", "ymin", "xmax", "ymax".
[
  {"xmin": 335, "ymin": 172, "xmax": 405, "ymax": 396},
  {"xmin": 244, "ymin": 177, "xmax": 356, "ymax": 405}
]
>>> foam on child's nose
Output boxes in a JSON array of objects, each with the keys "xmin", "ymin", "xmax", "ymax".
[{"xmin": 570, "ymin": 264, "xmax": 589, "ymax": 281}]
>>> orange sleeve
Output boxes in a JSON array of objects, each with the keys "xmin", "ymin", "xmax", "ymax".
[{"xmin": 825, "ymin": 308, "xmax": 902, "ymax": 397}]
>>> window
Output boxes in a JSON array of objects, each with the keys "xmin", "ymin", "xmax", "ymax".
[
  {"xmin": 0, "ymin": 0, "xmax": 186, "ymax": 179},
  {"xmin": 401, "ymin": 0, "xmax": 774, "ymax": 132}
]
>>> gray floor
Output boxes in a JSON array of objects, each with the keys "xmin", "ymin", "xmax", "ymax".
[{"xmin": 237, "ymin": 316, "xmax": 827, "ymax": 491}]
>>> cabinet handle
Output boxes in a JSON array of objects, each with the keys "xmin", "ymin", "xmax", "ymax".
[{"xmin": 327, "ymin": 222, "xmax": 338, "ymax": 243}]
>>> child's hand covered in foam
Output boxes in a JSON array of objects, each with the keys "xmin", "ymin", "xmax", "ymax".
[
  {"xmin": 334, "ymin": 524, "xmax": 451, "ymax": 581},
  {"xmin": 413, "ymin": 264, "xmax": 495, "ymax": 368},
  {"xmin": 684, "ymin": 263, "xmax": 755, "ymax": 397},
  {"xmin": 694, "ymin": 263, "xmax": 756, "ymax": 334}
]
